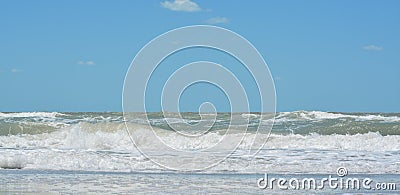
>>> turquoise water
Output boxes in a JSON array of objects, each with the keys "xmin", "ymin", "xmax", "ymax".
[{"xmin": 1, "ymin": 111, "xmax": 399, "ymax": 136}]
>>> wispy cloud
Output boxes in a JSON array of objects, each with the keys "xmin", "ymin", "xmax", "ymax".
[
  {"xmin": 205, "ymin": 17, "xmax": 229, "ymax": 24},
  {"xmin": 78, "ymin": 60, "xmax": 96, "ymax": 66},
  {"xmin": 161, "ymin": 0, "xmax": 202, "ymax": 12},
  {"xmin": 11, "ymin": 68, "xmax": 23, "ymax": 73},
  {"xmin": 362, "ymin": 45, "xmax": 383, "ymax": 51}
]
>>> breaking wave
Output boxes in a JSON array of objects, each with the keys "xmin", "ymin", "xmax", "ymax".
[{"xmin": 0, "ymin": 111, "xmax": 399, "ymax": 173}]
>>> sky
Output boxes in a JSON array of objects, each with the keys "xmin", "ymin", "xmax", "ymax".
[{"xmin": 0, "ymin": 0, "xmax": 399, "ymax": 112}]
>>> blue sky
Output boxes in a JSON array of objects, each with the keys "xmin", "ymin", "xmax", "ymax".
[{"xmin": 0, "ymin": 0, "xmax": 399, "ymax": 112}]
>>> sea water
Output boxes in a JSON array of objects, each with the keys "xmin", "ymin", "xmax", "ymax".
[{"xmin": 0, "ymin": 111, "xmax": 399, "ymax": 193}]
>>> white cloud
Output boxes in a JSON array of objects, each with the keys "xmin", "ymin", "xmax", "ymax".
[
  {"xmin": 362, "ymin": 45, "xmax": 383, "ymax": 51},
  {"xmin": 11, "ymin": 68, "xmax": 23, "ymax": 73},
  {"xmin": 78, "ymin": 60, "xmax": 96, "ymax": 66},
  {"xmin": 205, "ymin": 17, "xmax": 229, "ymax": 24},
  {"xmin": 161, "ymin": 0, "xmax": 202, "ymax": 12},
  {"xmin": 86, "ymin": 61, "xmax": 95, "ymax": 65}
]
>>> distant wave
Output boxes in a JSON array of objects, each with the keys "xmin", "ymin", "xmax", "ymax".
[
  {"xmin": 275, "ymin": 110, "xmax": 400, "ymax": 122},
  {"xmin": 0, "ymin": 112, "xmax": 65, "ymax": 118},
  {"xmin": 1, "ymin": 111, "xmax": 399, "ymax": 135}
]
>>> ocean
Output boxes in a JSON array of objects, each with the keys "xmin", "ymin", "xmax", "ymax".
[{"xmin": 0, "ymin": 111, "xmax": 399, "ymax": 193}]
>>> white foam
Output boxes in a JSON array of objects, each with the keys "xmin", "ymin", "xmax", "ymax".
[
  {"xmin": 0, "ymin": 154, "xmax": 26, "ymax": 169},
  {"xmin": 275, "ymin": 111, "xmax": 400, "ymax": 122},
  {"xmin": 1, "ymin": 122, "xmax": 399, "ymax": 152},
  {"xmin": 0, "ymin": 112, "xmax": 65, "ymax": 119},
  {"xmin": 265, "ymin": 132, "xmax": 400, "ymax": 151},
  {"xmin": 241, "ymin": 113, "xmax": 259, "ymax": 118},
  {"xmin": 1, "ymin": 122, "xmax": 399, "ymax": 173}
]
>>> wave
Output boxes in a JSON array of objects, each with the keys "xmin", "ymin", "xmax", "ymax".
[
  {"xmin": 1, "ymin": 111, "xmax": 399, "ymax": 136},
  {"xmin": 1, "ymin": 111, "xmax": 399, "ymax": 173},
  {"xmin": 1, "ymin": 122, "xmax": 399, "ymax": 152},
  {"xmin": 0, "ymin": 112, "xmax": 65, "ymax": 118},
  {"xmin": 0, "ymin": 122, "xmax": 399, "ymax": 173},
  {"xmin": 275, "ymin": 111, "xmax": 400, "ymax": 122}
]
